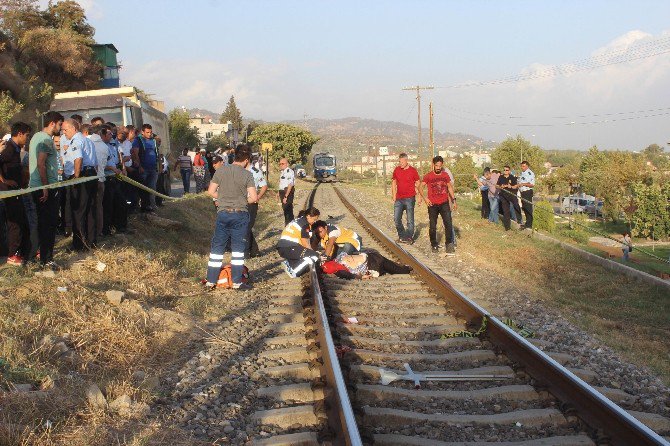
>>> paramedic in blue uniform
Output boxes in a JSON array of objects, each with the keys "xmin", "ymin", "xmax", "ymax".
[
  {"xmin": 278, "ymin": 158, "xmax": 295, "ymax": 224},
  {"xmin": 247, "ymin": 154, "xmax": 268, "ymax": 257},
  {"xmin": 518, "ymin": 161, "xmax": 535, "ymax": 230}
]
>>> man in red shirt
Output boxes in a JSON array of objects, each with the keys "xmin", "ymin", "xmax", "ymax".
[
  {"xmin": 419, "ymin": 156, "xmax": 456, "ymax": 255},
  {"xmin": 391, "ymin": 153, "xmax": 421, "ymax": 244}
]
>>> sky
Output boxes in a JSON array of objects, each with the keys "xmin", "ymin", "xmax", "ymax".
[{"xmin": 60, "ymin": 0, "xmax": 670, "ymax": 150}]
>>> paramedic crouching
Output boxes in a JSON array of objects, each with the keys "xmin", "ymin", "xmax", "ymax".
[{"xmin": 204, "ymin": 146, "xmax": 257, "ymax": 291}]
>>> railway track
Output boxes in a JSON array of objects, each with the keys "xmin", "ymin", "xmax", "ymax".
[{"xmin": 251, "ymin": 182, "xmax": 669, "ymax": 446}]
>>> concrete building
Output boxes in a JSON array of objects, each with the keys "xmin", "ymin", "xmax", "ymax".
[
  {"xmin": 470, "ymin": 152, "xmax": 492, "ymax": 167},
  {"xmin": 92, "ymin": 44, "xmax": 120, "ymax": 88},
  {"xmin": 189, "ymin": 114, "xmax": 232, "ymax": 149}
]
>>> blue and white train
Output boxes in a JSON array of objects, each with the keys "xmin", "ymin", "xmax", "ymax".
[{"xmin": 313, "ymin": 153, "xmax": 337, "ymax": 182}]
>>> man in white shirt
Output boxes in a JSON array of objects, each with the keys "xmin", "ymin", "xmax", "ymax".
[
  {"xmin": 518, "ymin": 161, "xmax": 535, "ymax": 230},
  {"xmin": 278, "ymin": 158, "xmax": 295, "ymax": 224},
  {"xmin": 85, "ymin": 123, "xmax": 108, "ymax": 237},
  {"xmin": 247, "ymin": 154, "xmax": 268, "ymax": 257}
]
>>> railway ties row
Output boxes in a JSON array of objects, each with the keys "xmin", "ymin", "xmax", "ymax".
[{"xmin": 248, "ymin": 183, "xmax": 670, "ymax": 446}]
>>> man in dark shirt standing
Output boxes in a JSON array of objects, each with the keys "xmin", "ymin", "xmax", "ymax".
[
  {"xmin": 0, "ymin": 122, "xmax": 31, "ymax": 265},
  {"xmin": 419, "ymin": 156, "xmax": 457, "ymax": 255},
  {"xmin": 496, "ymin": 165, "xmax": 521, "ymax": 230},
  {"xmin": 205, "ymin": 146, "xmax": 257, "ymax": 291}
]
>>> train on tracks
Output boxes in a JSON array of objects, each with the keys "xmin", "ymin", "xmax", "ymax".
[{"xmin": 313, "ymin": 152, "xmax": 337, "ymax": 182}]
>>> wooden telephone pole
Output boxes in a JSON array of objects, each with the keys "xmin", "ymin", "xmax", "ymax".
[
  {"xmin": 402, "ymin": 85, "xmax": 434, "ymax": 167},
  {"xmin": 429, "ymin": 101, "xmax": 434, "ymax": 158}
]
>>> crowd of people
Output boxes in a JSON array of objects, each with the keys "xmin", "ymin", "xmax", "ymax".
[
  {"xmin": 474, "ymin": 161, "xmax": 535, "ymax": 231},
  {"xmin": 0, "ymin": 112, "xmax": 168, "ymax": 269}
]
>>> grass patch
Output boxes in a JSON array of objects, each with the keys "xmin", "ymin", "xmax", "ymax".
[{"xmin": 0, "ymin": 194, "xmax": 268, "ymax": 445}]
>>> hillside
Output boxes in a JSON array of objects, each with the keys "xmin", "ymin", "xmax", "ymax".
[{"xmin": 186, "ymin": 109, "xmax": 488, "ymax": 157}]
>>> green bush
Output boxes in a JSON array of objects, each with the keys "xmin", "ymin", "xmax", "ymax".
[{"xmin": 533, "ymin": 201, "xmax": 556, "ymax": 233}]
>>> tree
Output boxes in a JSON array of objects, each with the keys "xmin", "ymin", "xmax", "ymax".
[
  {"xmin": 449, "ymin": 155, "xmax": 478, "ymax": 193},
  {"xmin": 206, "ymin": 134, "xmax": 229, "ymax": 152},
  {"xmin": 248, "ymin": 123, "xmax": 319, "ymax": 165},
  {"xmin": 491, "ymin": 135, "xmax": 546, "ymax": 175},
  {"xmin": 220, "ymin": 95, "xmax": 243, "ymax": 130},
  {"xmin": 631, "ymin": 182, "xmax": 670, "ymax": 239},
  {"xmin": 0, "ymin": 0, "xmax": 98, "ymax": 130},
  {"xmin": 168, "ymin": 108, "xmax": 200, "ymax": 153}
]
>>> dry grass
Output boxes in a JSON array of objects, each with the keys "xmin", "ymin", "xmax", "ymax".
[{"xmin": 0, "ymin": 194, "xmax": 241, "ymax": 445}]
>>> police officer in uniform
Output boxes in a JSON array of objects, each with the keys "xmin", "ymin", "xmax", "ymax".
[
  {"xmin": 62, "ymin": 118, "xmax": 98, "ymax": 250},
  {"xmin": 278, "ymin": 158, "xmax": 295, "ymax": 224},
  {"xmin": 247, "ymin": 153, "xmax": 268, "ymax": 257},
  {"xmin": 518, "ymin": 160, "xmax": 535, "ymax": 230},
  {"xmin": 311, "ymin": 221, "xmax": 363, "ymax": 259}
]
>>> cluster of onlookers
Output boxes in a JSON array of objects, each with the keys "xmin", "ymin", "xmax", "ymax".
[
  {"xmin": 475, "ymin": 161, "xmax": 535, "ymax": 231},
  {"xmin": 0, "ymin": 111, "xmax": 167, "ymax": 268}
]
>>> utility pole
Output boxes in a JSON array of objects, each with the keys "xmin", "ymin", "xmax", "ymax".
[
  {"xmin": 402, "ymin": 85, "xmax": 434, "ymax": 168},
  {"xmin": 429, "ymin": 101, "xmax": 434, "ymax": 158}
]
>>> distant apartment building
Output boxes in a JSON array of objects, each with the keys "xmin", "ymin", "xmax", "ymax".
[
  {"xmin": 470, "ymin": 152, "xmax": 492, "ymax": 167},
  {"xmin": 189, "ymin": 115, "xmax": 232, "ymax": 148}
]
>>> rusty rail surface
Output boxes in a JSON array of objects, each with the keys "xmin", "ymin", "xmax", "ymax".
[{"xmin": 332, "ymin": 185, "xmax": 668, "ymax": 446}]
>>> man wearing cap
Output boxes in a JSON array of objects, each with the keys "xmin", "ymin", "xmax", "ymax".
[
  {"xmin": 278, "ymin": 158, "xmax": 295, "ymax": 224},
  {"xmin": 518, "ymin": 161, "xmax": 535, "ymax": 230},
  {"xmin": 247, "ymin": 153, "xmax": 268, "ymax": 257}
]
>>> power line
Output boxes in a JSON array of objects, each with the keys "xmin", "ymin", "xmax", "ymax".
[
  {"xmin": 433, "ymin": 36, "xmax": 670, "ymax": 89},
  {"xmin": 442, "ymin": 105, "xmax": 670, "ymax": 121},
  {"xmin": 433, "ymin": 103, "xmax": 670, "ymax": 127}
]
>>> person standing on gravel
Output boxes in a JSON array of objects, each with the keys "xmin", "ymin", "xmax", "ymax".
[
  {"xmin": 419, "ymin": 156, "xmax": 456, "ymax": 255},
  {"xmin": 278, "ymin": 158, "xmax": 295, "ymax": 224},
  {"xmin": 518, "ymin": 161, "xmax": 535, "ymax": 230},
  {"xmin": 247, "ymin": 153, "xmax": 268, "ymax": 257},
  {"xmin": 205, "ymin": 146, "xmax": 257, "ymax": 291},
  {"xmin": 392, "ymin": 153, "xmax": 421, "ymax": 244},
  {"xmin": 277, "ymin": 207, "xmax": 321, "ymax": 278}
]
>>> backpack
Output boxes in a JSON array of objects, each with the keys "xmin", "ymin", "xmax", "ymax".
[{"xmin": 217, "ymin": 264, "xmax": 250, "ymax": 288}]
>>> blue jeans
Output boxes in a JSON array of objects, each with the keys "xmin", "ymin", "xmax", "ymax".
[
  {"xmin": 22, "ymin": 194, "xmax": 39, "ymax": 259},
  {"xmin": 206, "ymin": 211, "xmax": 250, "ymax": 284},
  {"xmin": 180, "ymin": 168, "xmax": 191, "ymax": 193},
  {"xmin": 0, "ymin": 200, "xmax": 6, "ymax": 257},
  {"xmin": 394, "ymin": 197, "xmax": 416, "ymax": 240},
  {"xmin": 488, "ymin": 196, "xmax": 499, "ymax": 223},
  {"xmin": 140, "ymin": 169, "xmax": 158, "ymax": 209}
]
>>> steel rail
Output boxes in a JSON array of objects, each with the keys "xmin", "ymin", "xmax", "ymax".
[
  {"xmin": 333, "ymin": 185, "xmax": 668, "ymax": 446},
  {"xmin": 303, "ymin": 184, "xmax": 363, "ymax": 446},
  {"xmin": 308, "ymin": 264, "xmax": 363, "ymax": 446}
]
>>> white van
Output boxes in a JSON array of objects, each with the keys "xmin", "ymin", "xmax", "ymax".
[{"xmin": 560, "ymin": 194, "xmax": 601, "ymax": 214}]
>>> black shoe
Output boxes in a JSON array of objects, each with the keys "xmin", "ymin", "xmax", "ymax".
[
  {"xmin": 431, "ymin": 245, "xmax": 440, "ymax": 253},
  {"xmin": 445, "ymin": 243, "xmax": 456, "ymax": 256},
  {"xmin": 233, "ymin": 283, "xmax": 253, "ymax": 291},
  {"xmin": 396, "ymin": 238, "xmax": 407, "ymax": 244},
  {"xmin": 404, "ymin": 237, "xmax": 415, "ymax": 245}
]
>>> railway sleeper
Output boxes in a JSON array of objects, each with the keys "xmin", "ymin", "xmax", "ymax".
[
  {"xmin": 331, "ymin": 306, "xmax": 451, "ymax": 318},
  {"xmin": 349, "ymin": 364, "xmax": 516, "ymax": 383},
  {"xmin": 333, "ymin": 314, "xmax": 464, "ymax": 327},
  {"xmin": 335, "ymin": 322, "xmax": 465, "ymax": 340},
  {"xmin": 363, "ymin": 406, "xmax": 570, "ymax": 428},
  {"xmin": 252, "ymin": 431, "xmax": 320, "ymax": 446},
  {"xmin": 356, "ymin": 383, "xmax": 548, "ymax": 404},
  {"xmin": 346, "ymin": 348, "xmax": 499, "ymax": 367},
  {"xmin": 372, "ymin": 433, "xmax": 596, "ymax": 446},
  {"xmin": 341, "ymin": 334, "xmax": 482, "ymax": 352}
]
